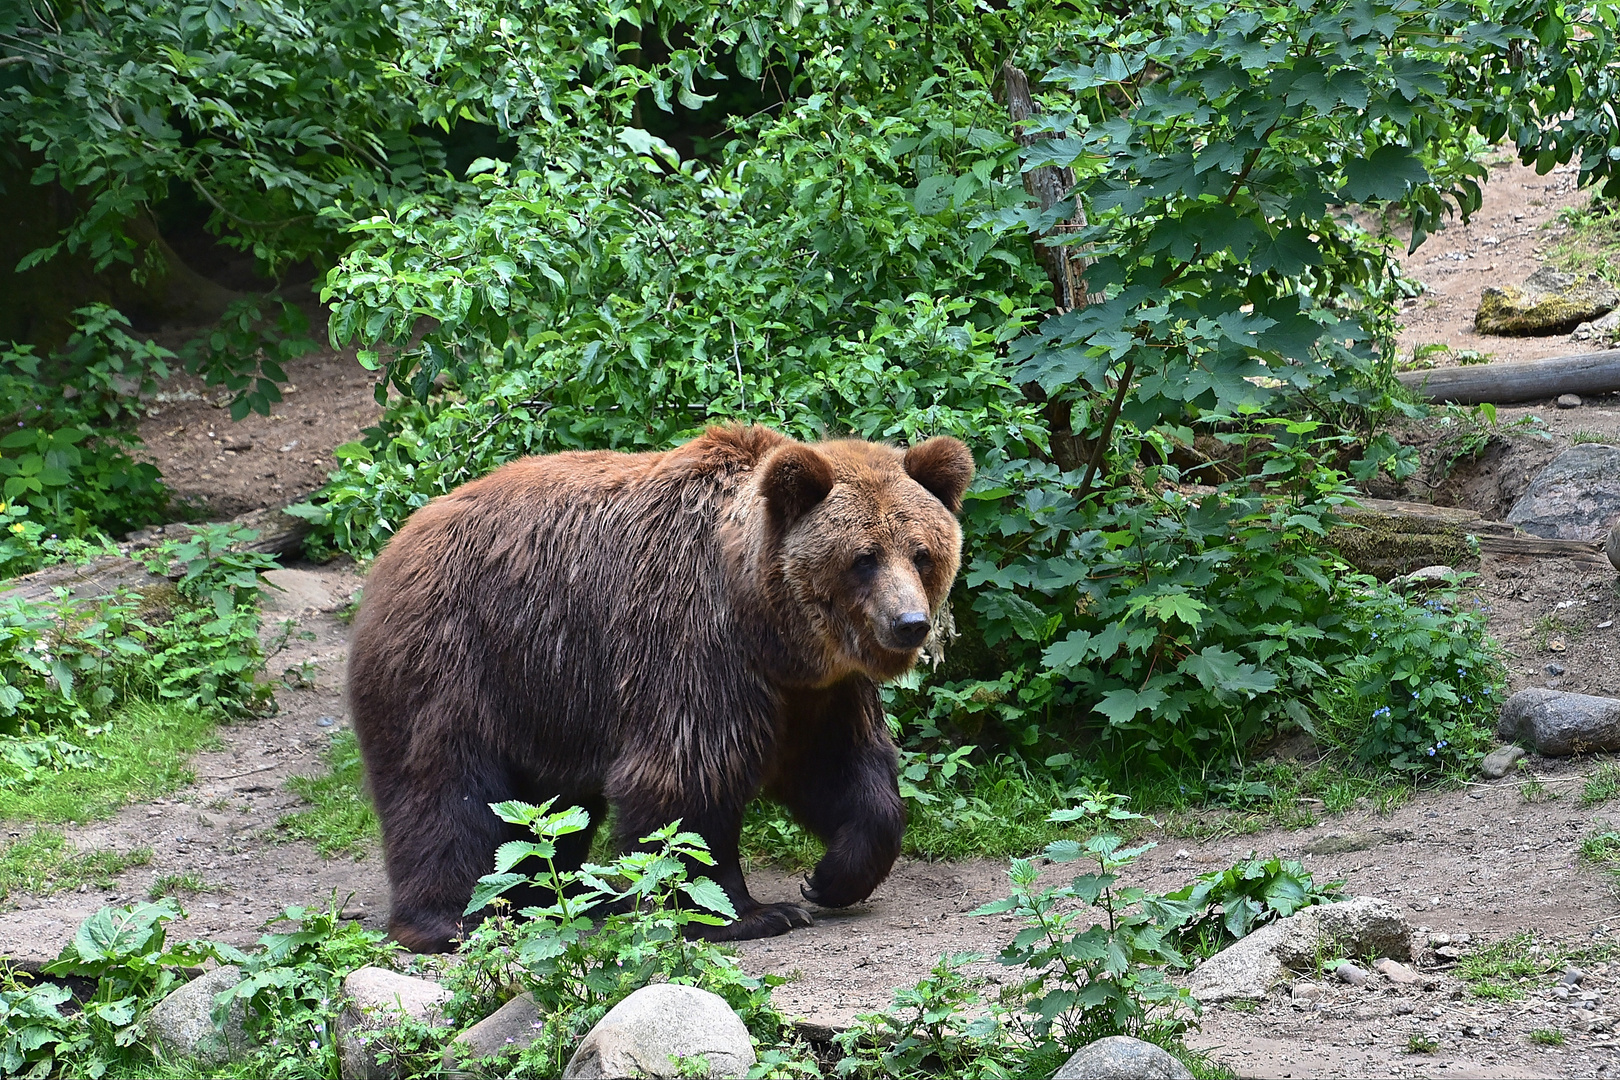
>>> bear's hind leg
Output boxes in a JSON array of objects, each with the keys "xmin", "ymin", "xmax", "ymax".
[{"xmin": 375, "ymin": 754, "xmax": 536, "ymax": 952}]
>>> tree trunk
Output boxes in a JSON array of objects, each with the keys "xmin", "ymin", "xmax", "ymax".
[{"xmin": 1002, "ymin": 60, "xmax": 1092, "ymax": 472}]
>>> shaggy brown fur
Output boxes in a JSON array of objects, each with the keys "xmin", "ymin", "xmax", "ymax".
[{"xmin": 347, "ymin": 425, "xmax": 972, "ymax": 951}]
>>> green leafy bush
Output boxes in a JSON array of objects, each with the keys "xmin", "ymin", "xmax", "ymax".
[
  {"xmin": 0, "ymin": 523, "xmax": 275, "ymax": 788},
  {"xmin": 0, "ymin": 307, "xmax": 171, "ymax": 559},
  {"xmin": 1161, "ymin": 856, "xmax": 1345, "ymax": 959}
]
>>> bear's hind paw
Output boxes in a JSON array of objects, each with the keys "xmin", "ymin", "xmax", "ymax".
[{"xmin": 696, "ymin": 901, "xmax": 812, "ymax": 941}]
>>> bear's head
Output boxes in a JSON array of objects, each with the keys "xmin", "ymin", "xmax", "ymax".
[{"xmin": 757, "ymin": 435, "xmax": 974, "ymax": 682}]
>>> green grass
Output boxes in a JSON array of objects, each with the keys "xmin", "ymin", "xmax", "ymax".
[
  {"xmin": 148, "ymin": 872, "xmax": 220, "ymax": 899},
  {"xmin": 1530, "ymin": 1028, "xmax": 1567, "ymax": 1047},
  {"xmin": 1571, "ymin": 431, "xmax": 1613, "ymax": 446},
  {"xmin": 1579, "ymin": 827, "xmax": 1620, "ymax": 865},
  {"xmin": 1547, "ymin": 198, "xmax": 1620, "ymax": 283},
  {"xmin": 1406, "ymin": 1033, "xmax": 1440, "ymax": 1054},
  {"xmin": 0, "ymin": 830, "xmax": 152, "ymax": 900},
  {"xmin": 1456, "ymin": 932, "xmax": 1620, "ymax": 1002},
  {"xmin": 276, "ymin": 730, "xmax": 379, "ymax": 858},
  {"xmin": 1582, "ymin": 763, "xmax": 1620, "ymax": 806},
  {"xmin": 0, "ymin": 701, "xmax": 221, "ymax": 823}
]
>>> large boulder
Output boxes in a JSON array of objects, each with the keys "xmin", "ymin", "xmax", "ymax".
[
  {"xmin": 146, "ymin": 966, "xmax": 251, "ymax": 1067},
  {"xmin": 1506, "ymin": 445, "xmax": 1620, "ymax": 543},
  {"xmin": 562, "ymin": 984, "xmax": 755, "ymax": 1079},
  {"xmin": 1475, "ymin": 268, "xmax": 1619, "ymax": 336},
  {"xmin": 337, "ymin": 967, "xmax": 451, "ymax": 1080},
  {"xmin": 1186, "ymin": 896, "xmax": 1410, "ymax": 1003},
  {"xmin": 1053, "ymin": 1036, "xmax": 1193, "ymax": 1080},
  {"xmin": 1498, "ymin": 688, "xmax": 1620, "ymax": 756}
]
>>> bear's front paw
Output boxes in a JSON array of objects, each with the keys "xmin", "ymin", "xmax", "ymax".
[
  {"xmin": 694, "ymin": 901, "xmax": 813, "ymax": 941},
  {"xmin": 800, "ymin": 872, "xmax": 872, "ymax": 909}
]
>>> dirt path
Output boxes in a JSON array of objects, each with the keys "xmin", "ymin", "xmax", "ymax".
[{"xmin": 4, "ymin": 156, "xmax": 1620, "ymax": 1079}]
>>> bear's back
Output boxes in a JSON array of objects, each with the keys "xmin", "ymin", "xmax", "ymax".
[{"xmin": 347, "ymin": 427, "xmax": 788, "ymax": 769}]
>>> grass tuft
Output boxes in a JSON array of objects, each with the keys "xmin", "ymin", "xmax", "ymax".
[
  {"xmin": 0, "ymin": 701, "xmax": 220, "ymax": 823},
  {"xmin": 1581, "ymin": 762, "xmax": 1620, "ymax": 806},
  {"xmin": 276, "ymin": 730, "xmax": 379, "ymax": 858},
  {"xmin": 1529, "ymin": 1028, "xmax": 1566, "ymax": 1047},
  {"xmin": 0, "ymin": 830, "xmax": 151, "ymax": 900}
]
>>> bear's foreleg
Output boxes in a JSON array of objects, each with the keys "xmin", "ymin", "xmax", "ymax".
[
  {"xmin": 769, "ymin": 681, "xmax": 905, "ymax": 910},
  {"xmin": 612, "ymin": 792, "xmax": 812, "ymax": 940}
]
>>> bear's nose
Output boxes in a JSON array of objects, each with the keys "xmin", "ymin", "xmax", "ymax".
[{"xmin": 890, "ymin": 611, "xmax": 931, "ymax": 649}]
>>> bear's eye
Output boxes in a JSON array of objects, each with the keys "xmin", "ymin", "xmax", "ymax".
[
  {"xmin": 851, "ymin": 552, "xmax": 880, "ymax": 575},
  {"xmin": 913, "ymin": 549, "xmax": 932, "ymax": 573}
]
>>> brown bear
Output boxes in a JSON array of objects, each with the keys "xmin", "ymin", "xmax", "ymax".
[{"xmin": 346, "ymin": 424, "xmax": 973, "ymax": 951}]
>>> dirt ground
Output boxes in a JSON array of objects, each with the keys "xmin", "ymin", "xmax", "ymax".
[{"xmin": 5, "ymin": 156, "xmax": 1620, "ymax": 1079}]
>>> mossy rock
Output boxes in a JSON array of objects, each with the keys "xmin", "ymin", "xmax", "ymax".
[{"xmin": 1475, "ymin": 269, "xmax": 1619, "ymax": 336}]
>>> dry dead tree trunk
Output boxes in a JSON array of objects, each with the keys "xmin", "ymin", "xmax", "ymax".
[
  {"xmin": 1002, "ymin": 60, "xmax": 1093, "ymax": 473},
  {"xmin": 1396, "ymin": 349, "xmax": 1620, "ymax": 405}
]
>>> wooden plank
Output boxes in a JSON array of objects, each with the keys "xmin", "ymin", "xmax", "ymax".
[{"xmin": 1395, "ymin": 349, "xmax": 1620, "ymax": 404}]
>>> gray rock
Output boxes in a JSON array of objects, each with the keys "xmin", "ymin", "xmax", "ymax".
[
  {"xmin": 562, "ymin": 984, "xmax": 755, "ymax": 1079},
  {"xmin": 1572, "ymin": 307, "xmax": 1620, "ymax": 343},
  {"xmin": 1557, "ymin": 393, "xmax": 1584, "ymax": 409},
  {"xmin": 1402, "ymin": 565, "xmax": 1458, "ymax": 588},
  {"xmin": 443, "ymin": 993, "xmax": 542, "ymax": 1073},
  {"xmin": 1053, "ymin": 1036, "xmax": 1193, "ymax": 1080},
  {"xmin": 1187, "ymin": 897, "xmax": 1410, "ymax": 1002},
  {"xmin": 1506, "ymin": 445, "xmax": 1620, "ymax": 542},
  {"xmin": 1374, "ymin": 958, "xmax": 1424, "ymax": 985},
  {"xmin": 1565, "ymin": 967, "xmax": 1588, "ymax": 986},
  {"xmin": 262, "ymin": 567, "xmax": 343, "ymax": 614},
  {"xmin": 1497, "ymin": 688, "xmax": 1620, "ymax": 756},
  {"xmin": 1476, "ymin": 269, "xmax": 1619, "ymax": 336},
  {"xmin": 1480, "ymin": 745, "xmax": 1527, "ymax": 779},
  {"xmin": 147, "ymin": 966, "xmax": 251, "ymax": 1067},
  {"xmin": 337, "ymin": 967, "xmax": 451, "ymax": 1080},
  {"xmin": 1335, "ymin": 961, "xmax": 1369, "ymax": 986},
  {"xmin": 1609, "ymin": 522, "xmax": 1620, "ymax": 572}
]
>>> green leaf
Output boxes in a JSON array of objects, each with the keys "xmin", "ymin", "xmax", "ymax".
[{"xmin": 679, "ymin": 876, "xmax": 737, "ymax": 919}]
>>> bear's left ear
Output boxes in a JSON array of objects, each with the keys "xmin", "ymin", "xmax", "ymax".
[
  {"xmin": 760, "ymin": 442, "xmax": 837, "ymax": 531},
  {"xmin": 904, "ymin": 437, "xmax": 974, "ymax": 514}
]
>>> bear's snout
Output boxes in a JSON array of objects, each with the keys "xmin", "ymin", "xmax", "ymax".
[{"xmin": 886, "ymin": 610, "xmax": 932, "ymax": 650}]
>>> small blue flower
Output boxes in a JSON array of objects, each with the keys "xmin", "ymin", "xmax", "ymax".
[{"xmin": 1427, "ymin": 747, "xmax": 1436, "ymax": 756}]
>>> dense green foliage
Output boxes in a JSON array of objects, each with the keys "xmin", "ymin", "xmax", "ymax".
[{"xmin": 0, "ymin": 522, "xmax": 274, "ymax": 793}]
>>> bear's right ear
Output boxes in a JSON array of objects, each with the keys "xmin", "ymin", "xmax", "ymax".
[{"xmin": 759, "ymin": 443, "xmax": 836, "ymax": 531}]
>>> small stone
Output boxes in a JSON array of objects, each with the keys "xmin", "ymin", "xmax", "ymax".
[
  {"xmin": 1394, "ymin": 1001, "xmax": 1416, "ymax": 1015},
  {"xmin": 443, "ymin": 993, "xmax": 541, "ymax": 1073},
  {"xmin": 1557, "ymin": 394, "xmax": 1584, "ymax": 409},
  {"xmin": 1429, "ymin": 934, "xmax": 1451, "ymax": 947},
  {"xmin": 1566, "ymin": 967, "xmax": 1588, "ymax": 986},
  {"xmin": 1554, "ymin": 985, "xmax": 1571, "ymax": 1000},
  {"xmin": 147, "ymin": 966, "xmax": 251, "ymax": 1067},
  {"xmin": 563, "ymin": 984, "xmax": 755, "ymax": 1079},
  {"xmin": 1403, "ymin": 565, "xmax": 1457, "ymax": 587},
  {"xmin": 1374, "ymin": 958, "xmax": 1424, "ymax": 985},
  {"xmin": 317, "ymin": 716, "xmax": 337, "ymax": 727},
  {"xmin": 1435, "ymin": 946, "xmax": 1462, "ymax": 961},
  {"xmin": 223, "ymin": 436, "xmax": 253, "ymax": 451},
  {"xmin": 1053, "ymin": 1036, "xmax": 1194, "ymax": 1080},
  {"xmin": 340, "ymin": 905, "xmax": 367, "ymax": 921},
  {"xmin": 1292, "ymin": 981, "xmax": 1326, "ymax": 1001},
  {"xmin": 338, "ymin": 968, "xmax": 451, "ymax": 1080},
  {"xmin": 1547, "ymin": 663, "xmax": 1567, "ymax": 676},
  {"xmin": 1498, "ymin": 689, "xmax": 1620, "ymax": 756},
  {"xmin": 1480, "ymin": 745, "xmax": 1527, "ymax": 779},
  {"xmin": 1336, "ymin": 962, "xmax": 1369, "ymax": 986}
]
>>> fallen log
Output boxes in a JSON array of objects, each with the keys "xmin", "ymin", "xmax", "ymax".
[
  {"xmin": 0, "ymin": 505, "xmax": 313, "ymax": 604},
  {"xmin": 1332, "ymin": 497, "xmax": 1611, "ymax": 577},
  {"xmin": 1396, "ymin": 348, "xmax": 1620, "ymax": 404}
]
